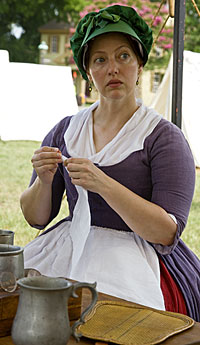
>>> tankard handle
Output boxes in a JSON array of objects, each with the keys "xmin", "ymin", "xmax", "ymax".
[{"xmin": 71, "ymin": 281, "xmax": 98, "ymax": 341}]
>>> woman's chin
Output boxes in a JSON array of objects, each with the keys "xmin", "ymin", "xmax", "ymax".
[{"xmin": 105, "ymin": 90, "xmax": 127, "ymax": 100}]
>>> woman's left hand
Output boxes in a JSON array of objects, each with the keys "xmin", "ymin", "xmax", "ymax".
[
  {"xmin": 64, "ymin": 158, "xmax": 177, "ymax": 246},
  {"xmin": 64, "ymin": 157, "xmax": 109, "ymax": 193}
]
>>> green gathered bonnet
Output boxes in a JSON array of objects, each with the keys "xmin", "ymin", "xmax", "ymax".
[{"xmin": 70, "ymin": 5, "xmax": 153, "ymax": 81}]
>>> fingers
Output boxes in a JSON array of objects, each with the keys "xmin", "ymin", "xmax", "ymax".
[
  {"xmin": 32, "ymin": 146, "xmax": 61, "ymax": 162},
  {"xmin": 66, "ymin": 159, "xmax": 89, "ymax": 181},
  {"xmin": 64, "ymin": 157, "xmax": 90, "ymax": 164},
  {"xmin": 64, "ymin": 157, "xmax": 91, "ymax": 170},
  {"xmin": 63, "ymin": 157, "xmax": 108, "ymax": 193},
  {"xmin": 31, "ymin": 146, "xmax": 62, "ymax": 168},
  {"xmin": 64, "ymin": 157, "xmax": 103, "ymax": 192},
  {"xmin": 65, "ymin": 160, "xmax": 92, "ymax": 183},
  {"xmin": 31, "ymin": 146, "xmax": 63, "ymax": 184}
]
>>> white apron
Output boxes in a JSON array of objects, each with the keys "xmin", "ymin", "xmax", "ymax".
[{"xmin": 24, "ymin": 100, "xmax": 166, "ymax": 310}]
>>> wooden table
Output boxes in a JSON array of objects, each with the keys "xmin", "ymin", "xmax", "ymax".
[{"xmin": 1, "ymin": 290, "xmax": 200, "ymax": 345}]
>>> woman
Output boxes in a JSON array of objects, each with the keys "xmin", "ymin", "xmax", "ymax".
[{"xmin": 21, "ymin": 5, "xmax": 200, "ymax": 321}]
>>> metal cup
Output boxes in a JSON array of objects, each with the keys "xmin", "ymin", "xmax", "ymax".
[
  {"xmin": 0, "ymin": 229, "xmax": 14, "ymax": 245},
  {"xmin": 0, "ymin": 244, "xmax": 24, "ymax": 280}
]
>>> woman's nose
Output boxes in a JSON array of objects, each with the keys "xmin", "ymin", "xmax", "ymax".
[{"xmin": 108, "ymin": 59, "xmax": 119, "ymax": 75}]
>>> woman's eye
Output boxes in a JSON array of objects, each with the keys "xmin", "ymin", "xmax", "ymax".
[
  {"xmin": 94, "ymin": 57, "xmax": 105, "ymax": 63},
  {"xmin": 120, "ymin": 53, "xmax": 130, "ymax": 60}
]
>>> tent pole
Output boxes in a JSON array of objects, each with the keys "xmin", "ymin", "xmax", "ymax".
[{"xmin": 171, "ymin": 0, "xmax": 186, "ymax": 128}]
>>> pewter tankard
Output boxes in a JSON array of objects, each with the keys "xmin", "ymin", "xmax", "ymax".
[
  {"xmin": 11, "ymin": 276, "xmax": 98, "ymax": 345},
  {"xmin": 0, "ymin": 244, "xmax": 24, "ymax": 280},
  {"xmin": 0, "ymin": 229, "xmax": 14, "ymax": 244}
]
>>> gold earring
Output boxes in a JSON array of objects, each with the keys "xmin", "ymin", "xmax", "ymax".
[
  {"xmin": 136, "ymin": 77, "xmax": 139, "ymax": 86},
  {"xmin": 89, "ymin": 83, "xmax": 92, "ymax": 92}
]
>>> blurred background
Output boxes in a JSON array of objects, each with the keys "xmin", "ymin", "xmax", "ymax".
[
  {"xmin": 0, "ymin": 0, "xmax": 199, "ymax": 257},
  {"xmin": 0, "ymin": 0, "xmax": 199, "ymax": 107}
]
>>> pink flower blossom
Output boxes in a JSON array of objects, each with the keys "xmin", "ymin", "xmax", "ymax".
[
  {"xmin": 79, "ymin": 10, "xmax": 88, "ymax": 18},
  {"xmin": 160, "ymin": 5, "xmax": 169, "ymax": 14},
  {"xmin": 161, "ymin": 28, "xmax": 173, "ymax": 34},
  {"xmin": 142, "ymin": 5, "xmax": 151, "ymax": 13},
  {"xmin": 153, "ymin": 16, "xmax": 162, "ymax": 26},
  {"xmin": 69, "ymin": 28, "xmax": 75, "ymax": 34},
  {"xmin": 146, "ymin": 13, "xmax": 154, "ymax": 19},
  {"xmin": 139, "ymin": 9, "xmax": 145, "ymax": 16},
  {"xmin": 158, "ymin": 36, "xmax": 166, "ymax": 42},
  {"xmin": 162, "ymin": 43, "xmax": 173, "ymax": 49}
]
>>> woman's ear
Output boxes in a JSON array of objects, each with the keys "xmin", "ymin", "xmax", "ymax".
[
  {"xmin": 87, "ymin": 73, "xmax": 93, "ymax": 92},
  {"xmin": 138, "ymin": 65, "xmax": 143, "ymax": 75},
  {"xmin": 136, "ymin": 65, "xmax": 143, "ymax": 86},
  {"xmin": 87, "ymin": 73, "xmax": 93, "ymax": 85},
  {"xmin": 86, "ymin": 71, "xmax": 91, "ymax": 81}
]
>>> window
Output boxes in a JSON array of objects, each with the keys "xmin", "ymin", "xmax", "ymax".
[
  {"xmin": 51, "ymin": 35, "xmax": 59, "ymax": 53},
  {"xmin": 152, "ymin": 72, "xmax": 163, "ymax": 93}
]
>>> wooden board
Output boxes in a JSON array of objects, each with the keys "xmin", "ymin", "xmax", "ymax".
[
  {"xmin": 1, "ymin": 288, "xmax": 200, "ymax": 345},
  {"xmin": 0, "ymin": 290, "xmax": 19, "ymax": 337}
]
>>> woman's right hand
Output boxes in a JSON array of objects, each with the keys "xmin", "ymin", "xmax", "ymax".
[{"xmin": 31, "ymin": 146, "xmax": 62, "ymax": 185}]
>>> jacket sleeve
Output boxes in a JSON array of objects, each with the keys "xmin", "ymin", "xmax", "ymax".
[
  {"xmin": 148, "ymin": 120, "xmax": 196, "ymax": 254},
  {"xmin": 28, "ymin": 117, "xmax": 72, "ymax": 229}
]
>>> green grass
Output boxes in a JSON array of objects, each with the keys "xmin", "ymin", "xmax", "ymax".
[
  {"xmin": 181, "ymin": 168, "xmax": 200, "ymax": 257},
  {"xmin": 0, "ymin": 140, "xmax": 199, "ymax": 258}
]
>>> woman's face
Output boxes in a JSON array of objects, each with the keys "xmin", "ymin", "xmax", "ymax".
[{"xmin": 87, "ymin": 32, "xmax": 142, "ymax": 101}]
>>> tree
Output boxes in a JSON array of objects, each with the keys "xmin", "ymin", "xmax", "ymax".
[
  {"xmin": 1, "ymin": 0, "xmax": 199, "ymax": 64},
  {"xmin": 77, "ymin": 0, "xmax": 173, "ymax": 70},
  {"xmin": 0, "ymin": 0, "xmax": 87, "ymax": 63},
  {"xmin": 185, "ymin": 0, "xmax": 200, "ymax": 53},
  {"xmin": 76, "ymin": 0, "xmax": 200, "ymax": 69}
]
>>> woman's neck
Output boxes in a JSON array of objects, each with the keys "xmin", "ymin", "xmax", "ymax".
[
  {"xmin": 93, "ymin": 96, "xmax": 139, "ymax": 128},
  {"xmin": 92, "ymin": 96, "xmax": 140, "ymax": 153}
]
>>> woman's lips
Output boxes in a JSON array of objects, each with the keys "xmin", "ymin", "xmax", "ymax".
[{"xmin": 107, "ymin": 80, "xmax": 122, "ymax": 88}]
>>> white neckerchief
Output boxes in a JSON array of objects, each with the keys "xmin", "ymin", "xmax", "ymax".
[{"xmin": 63, "ymin": 99, "xmax": 162, "ymax": 274}]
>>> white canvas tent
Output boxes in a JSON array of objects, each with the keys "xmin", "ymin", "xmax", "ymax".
[
  {"xmin": 151, "ymin": 50, "xmax": 200, "ymax": 167},
  {"xmin": 0, "ymin": 50, "xmax": 78, "ymax": 142}
]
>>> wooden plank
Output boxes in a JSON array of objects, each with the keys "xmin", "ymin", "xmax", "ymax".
[
  {"xmin": 1, "ymin": 289, "xmax": 200, "ymax": 344},
  {"xmin": 0, "ymin": 290, "xmax": 19, "ymax": 337},
  {"xmin": 1, "ymin": 322, "xmax": 200, "ymax": 345},
  {"xmin": 0, "ymin": 292, "xmax": 19, "ymax": 320}
]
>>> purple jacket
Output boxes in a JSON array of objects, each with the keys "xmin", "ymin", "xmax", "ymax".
[{"xmin": 30, "ymin": 115, "xmax": 200, "ymax": 321}]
